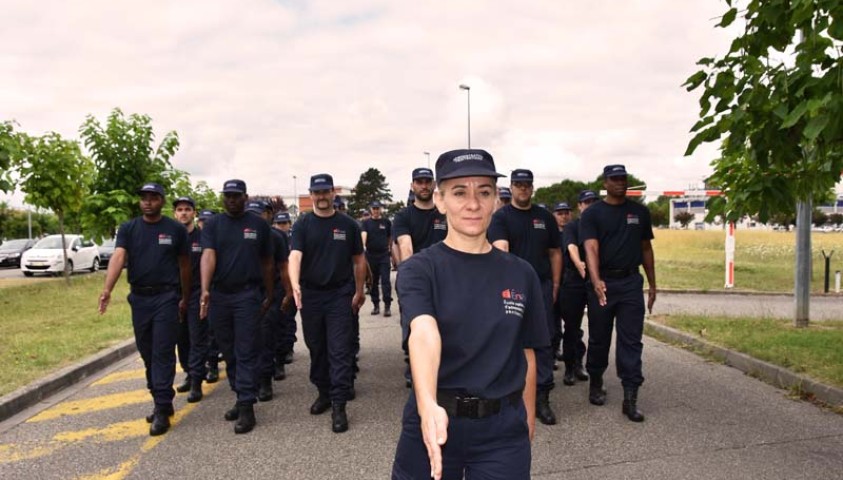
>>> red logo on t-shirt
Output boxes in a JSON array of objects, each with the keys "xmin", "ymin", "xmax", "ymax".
[{"xmin": 243, "ymin": 228, "xmax": 257, "ymax": 240}]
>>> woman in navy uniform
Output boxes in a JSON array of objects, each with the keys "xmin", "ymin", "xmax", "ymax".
[{"xmin": 392, "ymin": 150, "xmax": 549, "ymax": 480}]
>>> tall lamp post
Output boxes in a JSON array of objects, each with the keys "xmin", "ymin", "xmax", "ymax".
[
  {"xmin": 423, "ymin": 151, "xmax": 431, "ymax": 168},
  {"xmin": 292, "ymin": 175, "xmax": 298, "ymax": 215},
  {"xmin": 459, "ymin": 84, "xmax": 471, "ymax": 148}
]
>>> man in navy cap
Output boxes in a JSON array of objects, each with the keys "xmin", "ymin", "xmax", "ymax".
[
  {"xmin": 196, "ymin": 208, "xmax": 220, "ymax": 383},
  {"xmin": 558, "ymin": 191, "xmax": 597, "ymax": 387},
  {"xmin": 289, "ymin": 173, "xmax": 366, "ymax": 433},
  {"xmin": 497, "ymin": 186, "xmax": 512, "ymax": 210},
  {"xmin": 197, "ymin": 209, "xmax": 215, "ymax": 230},
  {"xmin": 361, "ymin": 201, "xmax": 393, "ymax": 317},
  {"xmin": 550, "ymin": 201, "xmax": 573, "ymax": 367},
  {"xmin": 393, "ymin": 167, "xmax": 447, "ymax": 263},
  {"xmin": 272, "ymin": 211, "xmax": 298, "ymax": 372},
  {"xmin": 200, "ymin": 179, "xmax": 275, "ymax": 434},
  {"xmin": 98, "ymin": 182, "xmax": 191, "ymax": 436},
  {"xmin": 488, "ymin": 168, "xmax": 562, "ymax": 426},
  {"xmin": 580, "ymin": 166, "xmax": 656, "ymax": 422},
  {"xmin": 172, "ymin": 196, "xmax": 208, "ymax": 403}
]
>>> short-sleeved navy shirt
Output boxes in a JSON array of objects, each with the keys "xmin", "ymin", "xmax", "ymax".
[
  {"xmin": 270, "ymin": 228, "xmax": 289, "ymax": 289},
  {"xmin": 579, "ymin": 200, "xmax": 654, "ymax": 271},
  {"xmin": 361, "ymin": 217, "xmax": 392, "ymax": 254},
  {"xmin": 200, "ymin": 212, "xmax": 273, "ymax": 288},
  {"xmin": 291, "ymin": 212, "xmax": 363, "ymax": 288},
  {"xmin": 115, "ymin": 216, "xmax": 189, "ymax": 287},
  {"xmin": 398, "ymin": 242, "xmax": 550, "ymax": 399},
  {"xmin": 392, "ymin": 204, "xmax": 447, "ymax": 253},
  {"xmin": 562, "ymin": 219, "xmax": 585, "ymax": 286},
  {"xmin": 487, "ymin": 204, "xmax": 560, "ymax": 281},
  {"xmin": 187, "ymin": 227, "xmax": 202, "ymax": 291}
]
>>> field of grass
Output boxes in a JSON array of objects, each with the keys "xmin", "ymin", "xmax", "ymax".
[
  {"xmin": 653, "ymin": 230, "xmax": 843, "ymax": 292},
  {"xmin": 0, "ymin": 273, "xmax": 133, "ymax": 396},
  {"xmin": 653, "ymin": 314, "xmax": 843, "ymax": 389}
]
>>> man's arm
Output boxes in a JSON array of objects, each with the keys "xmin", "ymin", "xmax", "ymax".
[
  {"xmin": 492, "ymin": 240, "xmax": 509, "ymax": 252},
  {"xmin": 641, "ymin": 239, "xmax": 656, "ymax": 314},
  {"xmin": 177, "ymin": 253, "xmax": 191, "ymax": 320},
  {"xmin": 548, "ymin": 248, "xmax": 561, "ymax": 303},
  {"xmin": 288, "ymin": 250, "xmax": 303, "ymax": 309},
  {"xmin": 361, "ymin": 231, "xmax": 368, "ymax": 251},
  {"xmin": 352, "ymin": 253, "xmax": 367, "ymax": 313},
  {"xmin": 584, "ymin": 239, "xmax": 606, "ymax": 306},
  {"xmin": 408, "ymin": 315, "xmax": 448, "ymax": 480},
  {"xmin": 260, "ymin": 255, "xmax": 274, "ymax": 314},
  {"xmin": 279, "ymin": 260, "xmax": 293, "ymax": 311},
  {"xmin": 568, "ymin": 244, "xmax": 586, "ymax": 278},
  {"xmin": 397, "ymin": 235, "xmax": 413, "ymax": 263},
  {"xmin": 199, "ymin": 248, "xmax": 216, "ymax": 319},
  {"xmin": 523, "ymin": 348, "xmax": 537, "ymax": 441},
  {"xmin": 98, "ymin": 247, "xmax": 126, "ymax": 314}
]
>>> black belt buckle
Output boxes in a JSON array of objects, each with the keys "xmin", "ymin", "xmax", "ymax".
[{"xmin": 455, "ymin": 395, "xmax": 481, "ymax": 419}]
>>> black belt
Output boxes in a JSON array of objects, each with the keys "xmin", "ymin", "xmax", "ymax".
[
  {"xmin": 601, "ymin": 268, "xmax": 637, "ymax": 279},
  {"xmin": 213, "ymin": 282, "xmax": 259, "ymax": 294},
  {"xmin": 436, "ymin": 389, "xmax": 522, "ymax": 419},
  {"xmin": 131, "ymin": 285, "xmax": 176, "ymax": 296},
  {"xmin": 301, "ymin": 280, "xmax": 349, "ymax": 291}
]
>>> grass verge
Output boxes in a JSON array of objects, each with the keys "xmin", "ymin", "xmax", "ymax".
[
  {"xmin": 651, "ymin": 314, "xmax": 843, "ymax": 389},
  {"xmin": 0, "ymin": 273, "xmax": 132, "ymax": 397}
]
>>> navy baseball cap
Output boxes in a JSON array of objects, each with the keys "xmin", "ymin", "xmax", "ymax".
[
  {"xmin": 510, "ymin": 169, "xmax": 534, "ymax": 183},
  {"xmin": 198, "ymin": 209, "xmax": 216, "ymax": 220},
  {"xmin": 578, "ymin": 189, "xmax": 599, "ymax": 203},
  {"xmin": 435, "ymin": 149, "xmax": 504, "ymax": 183},
  {"xmin": 137, "ymin": 182, "xmax": 165, "ymax": 197},
  {"xmin": 362, "ymin": 210, "xmax": 371, "ymax": 217},
  {"xmin": 246, "ymin": 201, "xmax": 270, "ymax": 214},
  {"xmin": 553, "ymin": 202, "xmax": 572, "ymax": 212},
  {"xmin": 333, "ymin": 196, "xmax": 346, "ymax": 208},
  {"xmin": 222, "ymin": 179, "xmax": 247, "ymax": 194},
  {"xmin": 603, "ymin": 164, "xmax": 628, "ymax": 178},
  {"xmin": 273, "ymin": 212, "xmax": 291, "ymax": 223},
  {"xmin": 172, "ymin": 196, "xmax": 195, "ymax": 208},
  {"xmin": 407, "ymin": 190, "xmax": 415, "ymax": 202},
  {"xmin": 310, "ymin": 173, "xmax": 334, "ymax": 191},
  {"xmin": 370, "ymin": 201, "xmax": 383, "ymax": 208},
  {"xmin": 537, "ymin": 203, "xmax": 549, "ymax": 210},
  {"xmin": 498, "ymin": 187, "xmax": 512, "ymax": 199},
  {"xmin": 412, "ymin": 167, "xmax": 434, "ymax": 180}
]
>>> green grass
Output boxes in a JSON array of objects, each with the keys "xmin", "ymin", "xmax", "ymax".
[
  {"xmin": 655, "ymin": 315, "xmax": 843, "ymax": 389},
  {"xmin": 0, "ymin": 273, "xmax": 133, "ymax": 396},
  {"xmin": 654, "ymin": 230, "xmax": 843, "ymax": 292}
]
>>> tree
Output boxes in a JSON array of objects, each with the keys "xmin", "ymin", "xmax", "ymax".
[
  {"xmin": 16, "ymin": 132, "xmax": 93, "ymax": 282},
  {"xmin": 0, "ymin": 121, "xmax": 22, "ymax": 193},
  {"xmin": 79, "ymin": 108, "xmax": 181, "ymax": 241},
  {"xmin": 386, "ymin": 201, "xmax": 405, "ymax": 218},
  {"xmin": 534, "ymin": 179, "xmax": 589, "ymax": 210},
  {"xmin": 812, "ymin": 209, "xmax": 828, "ymax": 227},
  {"xmin": 829, "ymin": 213, "xmax": 843, "ymax": 226},
  {"xmin": 648, "ymin": 196, "xmax": 672, "ymax": 227},
  {"xmin": 350, "ymin": 168, "xmax": 393, "ymax": 214},
  {"xmin": 674, "ymin": 210, "xmax": 696, "ymax": 229}
]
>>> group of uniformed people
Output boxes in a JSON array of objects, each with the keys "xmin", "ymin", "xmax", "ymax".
[{"xmin": 97, "ymin": 149, "xmax": 656, "ymax": 479}]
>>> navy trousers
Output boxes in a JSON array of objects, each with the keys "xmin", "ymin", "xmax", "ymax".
[
  {"xmin": 367, "ymin": 252, "xmax": 392, "ymax": 306},
  {"xmin": 127, "ymin": 290, "xmax": 179, "ymax": 407},
  {"xmin": 536, "ymin": 279, "xmax": 556, "ymax": 392},
  {"xmin": 586, "ymin": 273, "xmax": 646, "ymax": 388},
  {"xmin": 259, "ymin": 287, "xmax": 283, "ymax": 380},
  {"xmin": 276, "ymin": 303, "xmax": 298, "ymax": 357},
  {"xmin": 300, "ymin": 282, "xmax": 355, "ymax": 403},
  {"xmin": 185, "ymin": 288, "xmax": 209, "ymax": 381},
  {"xmin": 559, "ymin": 278, "xmax": 588, "ymax": 367},
  {"xmin": 209, "ymin": 287, "xmax": 263, "ymax": 405},
  {"xmin": 176, "ymin": 313, "xmax": 190, "ymax": 375},
  {"xmin": 392, "ymin": 394, "xmax": 531, "ymax": 480}
]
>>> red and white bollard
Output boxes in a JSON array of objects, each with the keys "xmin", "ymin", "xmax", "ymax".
[{"xmin": 725, "ymin": 222, "xmax": 735, "ymax": 289}]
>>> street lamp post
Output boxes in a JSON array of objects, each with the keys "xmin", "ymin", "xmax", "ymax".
[
  {"xmin": 423, "ymin": 151, "xmax": 431, "ymax": 168},
  {"xmin": 459, "ymin": 84, "xmax": 471, "ymax": 149},
  {"xmin": 292, "ymin": 175, "xmax": 298, "ymax": 214}
]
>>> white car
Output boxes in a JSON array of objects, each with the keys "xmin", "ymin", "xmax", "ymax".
[{"xmin": 21, "ymin": 234, "xmax": 100, "ymax": 277}]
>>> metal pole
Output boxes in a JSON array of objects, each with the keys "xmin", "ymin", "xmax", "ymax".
[
  {"xmin": 293, "ymin": 175, "xmax": 298, "ymax": 214},
  {"xmin": 822, "ymin": 250, "xmax": 833, "ymax": 294},
  {"xmin": 424, "ymin": 151, "xmax": 430, "ymax": 168},
  {"xmin": 459, "ymin": 84, "xmax": 471, "ymax": 149},
  {"xmin": 794, "ymin": 196, "xmax": 812, "ymax": 327},
  {"xmin": 836, "ymin": 271, "xmax": 841, "ymax": 293},
  {"xmin": 27, "ymin": 208, "xmax": 32, "ymax": 239}
]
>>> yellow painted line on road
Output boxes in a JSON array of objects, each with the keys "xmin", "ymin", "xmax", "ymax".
[
  {"xmin": 91, "ymin": 369, "xmax": 146, "ymax": 387},
  {"xmin": 0, "ymin": 443, "xmax": 61, "ymax": 464},
  {"xmin": 27, "ymin": 389, "xmax": 150, "ymax": 423}
]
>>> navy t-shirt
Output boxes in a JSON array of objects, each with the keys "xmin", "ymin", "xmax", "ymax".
[
  {"xmin": 398, "ymin": 242, "xmax": 550, "ymax": 399},
  {"xmin": 187, "ymin": 227, "xmax": 202, "ymax": 291},
  {"xmin": 291, "ymin": 212, "xmax": 363, "ymax": 288},
  {"xmin": 579, "ymin": 200, "xmax": 654, "ymax": 271},
  {"xmin": 487, "ymin": 204, "xmax": 560, "ymax": 281},
  {"xmin": 361, "ymin": 217, "xmax": 392, "ymax": 254},
  {"xmin": 200, "ymin": 212, "xmax": 273, "ymax": 288},
  {"xmin": 392, "ymin": 204, "xmax": 447, "ymax": 253},
  {"xmin": 116, "ymin": 216, "xmax": 188, "ymax": 287},
  {"xmin": 562, "ymin": 219, "xmax": 585, "ymax": 286}
]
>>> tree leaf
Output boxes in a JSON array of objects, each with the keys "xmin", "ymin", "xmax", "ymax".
[
  {"xmin": 781, "ymin": 102, "xmax": 809, "ymax": 129},
  {"xmin": 803, "ymin": 115, "xmax": 829, "ymax": 142},
  {"xmin": 719, "ymin": 8, "xmax": 738, "ymax": 28}
]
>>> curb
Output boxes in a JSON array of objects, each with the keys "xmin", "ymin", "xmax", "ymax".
[
  {"xmin": 652, "ymin": 289, "xmax": 842, "ymax": 297},
  {"xmin": 0, "ymin": 338, "xmax": 137, "ymax": 423},
  {"xmin": 645, "ymin": 320, "xmax": 843, "ymax": 408}
]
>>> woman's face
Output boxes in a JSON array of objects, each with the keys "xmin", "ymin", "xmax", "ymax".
[{"xmin": 435, "ymin": 176, "xmax": 498, "ymax": 238}]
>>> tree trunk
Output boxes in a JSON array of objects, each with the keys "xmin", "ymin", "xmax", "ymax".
[
  {"xmin": 794, "ymin": 196, "xmax": 811, "ymax": 327},
  {"xmin": 58, "ymin": 212, "xmax": 70, "ymax": 285}
]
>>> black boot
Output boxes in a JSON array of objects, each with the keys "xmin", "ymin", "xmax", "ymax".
[
  {"xmin": 589, "ymin": 375, "xmax": 607, "ymax": 406},
  {"xmin": 234, "ymin": 404, "xmax": 256, "ymax": 434},
  {"xmin": 562, "ymin": 363, "xmax": 577, "ymax": 386},
  {"xmin": 622, "ymin": 387, "xmax": 645, "ymax": 422},
  {"xmin": 149, "ymin": 408, "xmax": 171, "ymax": 436},
  {"xmin": 258, "ymin": 377, "xmax": 274, "ymax": 402},
  {"xmin": 371, "ymin": 304, "xmax": 380, "ymax": 315},
  {"xmin": 145, "ymin": 403, "xmax": 174, "ymax": 423},
  {"xmin": 331, "ymin": 403, "xmax": 349, "ymax": 433},
  {"xmin": 206, "ymin": 364, "xmax": 219, "ymax": 383},
  {"xmin": 273, "ymin": 361, "xmax": 286, "ymax": 381},
  {"xmin": 383, "ymin": 304, "xmax": 392, "ymax": 317},
  {"xmin": 535, "ymin": 390, "xmax": 557, "ymax": 425},
  {"xmin": 283, "ymin": 351, "xmax": 294, "ymax": 364},
  {"xmin": 187, "ymin": 377, "xmax": 204, "ymax": 403},
  {"xmin": 574, "ymin": 362, "xmax": 589, "ymax": 381},
  {"xmin": 224, "ymin": 403, "xmax": 240, "ymax": 421},
  {"xmin": 175, "ymin": 374, "xmax": 191, "ymax": 393},
  {"xmin": 310, "ymin": 393, "xmax": 332, "ymax": 415}
]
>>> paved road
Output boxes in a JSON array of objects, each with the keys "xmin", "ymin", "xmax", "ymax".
[
  {"xmin": 656, "ymin": 292, "xmax": 842, "ymax": 321},
  {"xmin": 0, "ymin": 267, "xmax": 24, "ymax": 279},
  {"xmin": 1, "ymin": 307, "xmax": 841, "ymax": 479}
]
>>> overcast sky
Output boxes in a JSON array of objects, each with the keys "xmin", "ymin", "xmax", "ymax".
[{"xmin": 1, "ymin": 0, "xmax": 737, "ymax": 207}]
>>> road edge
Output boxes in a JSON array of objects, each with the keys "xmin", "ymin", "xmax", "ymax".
[
  {"xmin": 645, "ymin": 320, "xmax": 843, "ymax": 408},
  {"xmin": 0, "ymin": 338, "xmax": 137, "ymax": 423}
]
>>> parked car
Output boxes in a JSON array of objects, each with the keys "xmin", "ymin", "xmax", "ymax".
[
  {"xmin": 0, "ymin": 238, "xmax": 36, "ymax": 267},
  {"xmin": 20, "ymin": 234, "xmax": 100, "ymax": 277},
  {"xmin": 98, "ymin": 239, "xmax": 116, "ymax": 266}
]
